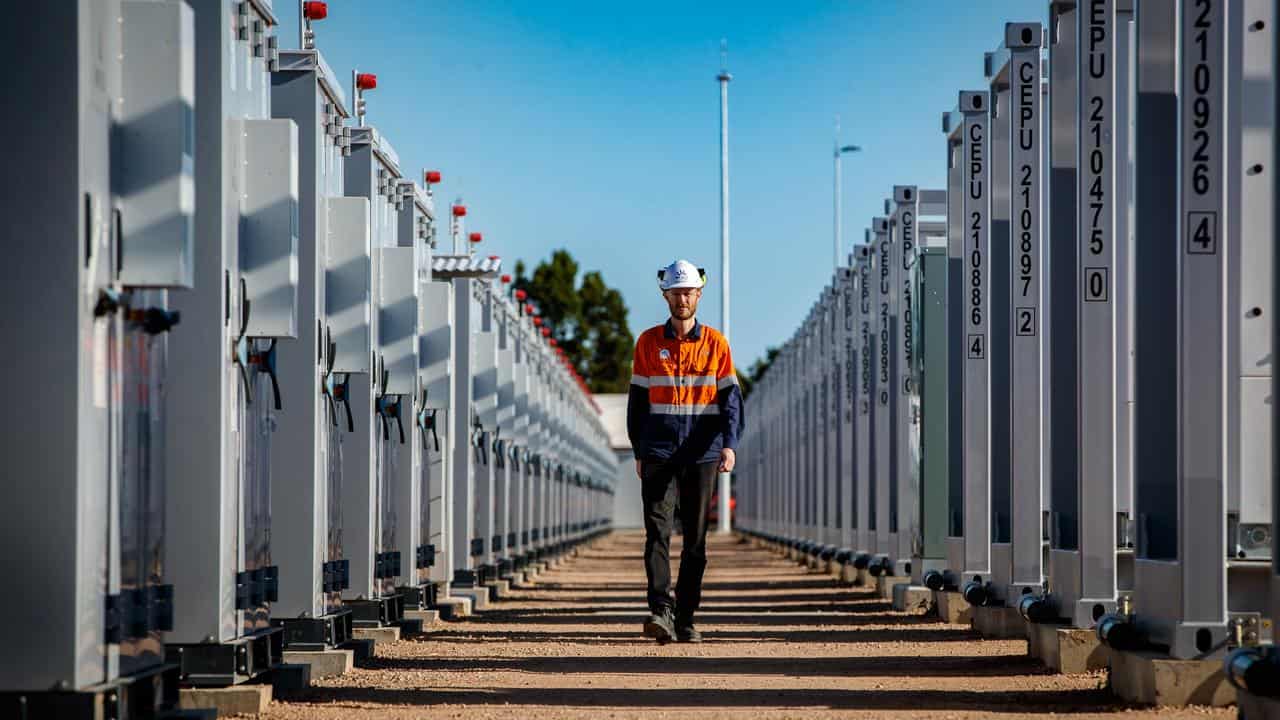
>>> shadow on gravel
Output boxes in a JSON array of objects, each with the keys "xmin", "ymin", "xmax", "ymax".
[
  {"xmin": 366, "ymin": 653, "xmax": 1049, "ymax": 678},
  {"xmin": 461, "ymin": 611, "xmax": 944, "ymax": 627},
  {"xmin": 417, "ymin": 626, "xmax": 977, "ymax": 643},
  {"xmin": 473, "ymin": 602, "xmax": 902, "ymax": 616},
  {"xmin": 699, "ymin": 578, "xmax": 865, "ymax": 591},
  {"xmin": 530, "ymin": 578, "xmax": 850, "ymax": 594},
  {"xmin": 517, "ymin": 592, "xmax": 879, "ymax": 606},
  {"xmin": 296, "ymin": 685, "xmax": 1123, "ymax": 713}
]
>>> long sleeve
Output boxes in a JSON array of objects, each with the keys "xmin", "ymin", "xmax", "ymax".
[
  {"xmin": 626, "ymin": 340, "xmax": 650, "ymax": 460},
  {"xmin": 719, "ymin": 384, "xmax": 743, "ymax": 452},
  {"xmin": 714, "ymin": 340, "xmax": 744, "ymax": 452}
]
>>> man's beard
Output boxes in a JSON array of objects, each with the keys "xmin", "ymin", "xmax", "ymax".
[{"xmin": 668, "ymin": 303, "xmax": 696, "ymax": 320}]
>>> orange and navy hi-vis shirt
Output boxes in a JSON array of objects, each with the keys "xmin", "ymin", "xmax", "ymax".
[{"xmin": 626, "ymin": 319, "xmax": 744, "ymax": 464}]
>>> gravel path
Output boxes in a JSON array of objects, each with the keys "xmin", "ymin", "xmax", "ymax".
[{"xmin": 261, "ymin": 531, "xmax": 1233, "ymax": 719}]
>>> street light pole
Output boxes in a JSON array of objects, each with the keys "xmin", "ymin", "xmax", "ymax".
[
  {"xmin": 717, "ymin": 41, "xmax": 733, "ymax": 535},
  {"xmin": 833, "ymin": 119, "xmax": 862, "ymax": 269},
  {"xmin": 834, "ymin": 118, "xmax": 841, "ymax": 269}
]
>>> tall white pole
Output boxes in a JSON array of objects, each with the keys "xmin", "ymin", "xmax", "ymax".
[
  {"xmin": 834, "ymin": 117, "xmax": 841, "ymax": 270},
  {"xmin": 717, "ymin": 42, "xmax": 732, "ymax": 534}
]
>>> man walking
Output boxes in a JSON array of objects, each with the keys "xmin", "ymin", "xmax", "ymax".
[{"xmin": 627, "ymin": 259, "xmax": 743, "ymax": 644}]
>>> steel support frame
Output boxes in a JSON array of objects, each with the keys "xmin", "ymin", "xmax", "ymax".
[
  {"xmin": 1, "ymin": 0, "xmax": 191, "ymax": 700},
  {"xmin": 1039, "ymin": 0, "xmax": 1123, "ymax": 629},
  {"xmin": 1272, "ymin": 0, "xmax": 1280, "ymax": 630},
  {"xmin": 494, "ymin": 299, "xmax": 517, "ymax": 576},
  {"xmin": 342, "ymin": 126, "xmax": 404, "ymax": 619},
  {"xmin": 892, "ymin": 187, "xmax": 921, "ymax": 577},
  {"xmin": 851, "ymin": 243, "xmax": 872, "ymax": 563},
  {"xmin": 269, "ymin": 46, "xmax": 358, "ymax": 639},
  {"xmin": 1225, "ymin": 0, "xmax": 1276, "ymax": 624},
  {"xmin": 838, "ymin": 264, "xmax": 858, "ymax": 558},
  {"xmin": 391, "ymin": 180, "xmax": 436, "ymax": 603},
  {"xmin": 986, "ymin": 23, "xmax": 1048, "ymax": 607},
  {"xmin": 823, "ymin": 284, "xmax": 840, "ymax": 550},
  {"xmin": 911, "ymin": 193, "xmax": 950, "ymax": 587},
  {"xmin": 165, "ymin": 0, "xmax": 290, "ymax": 674},
  {"xmin": 958, "ymin": 90, "xmax": 993, "ymax": 592},
  {"xmin": 420, "ymin": 274, "xmax": 455, "ymax": 595},
  {"xmin": 867, "ymin": 219, "xmax": 891, "ymax": 570},
  {"xmin": 1131, "ymin": 0, "xmax": 1232, "ymax": 658},
  {"xmin": 942, "ymin": 110, "xmax": 967, "ymax": 589},
  {"xmin": 915, "ymin": 236, "xmax": 952, "ymax": 587}
]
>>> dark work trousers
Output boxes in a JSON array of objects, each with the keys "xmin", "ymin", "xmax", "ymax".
[{"xmin": 641, "ymin": 459, "xmax": 718, "ymax": 621}]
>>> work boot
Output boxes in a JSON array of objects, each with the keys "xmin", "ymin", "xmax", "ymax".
[
  {"xmin": 643, "ymin": 610, "xmax": 675, "ymax": 644},
  {"xmin": 675, "ymin": 617, "xmax": 702, "ymax": 644}
]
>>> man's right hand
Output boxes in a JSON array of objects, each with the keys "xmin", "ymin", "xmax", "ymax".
[{"xmin": 635, "ymin": 459, "xmax": 642, "ymax": 478}]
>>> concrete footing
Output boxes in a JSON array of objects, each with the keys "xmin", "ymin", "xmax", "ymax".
[
  {"xmin": 282, "ymin": 648, "xmax": 354, "ymax": 679},
  {"xmin": 435, "ymin": 595, "xmax": 473, "ymax": 620},
  {"xmin": 1026, "ymin": 623, "xmax": 1107, "ymax": 674},
  {"xmin": 934, "ymin": 590, "xmax": 973, "ymax": 625},
  {"xmin": 875, "ymin": 574, "xmax": 910, "ymax": 601},
  {"xmin": 1237, "ymin": 686, "xmax": 1280, "ymax": 720},
  {"xmin": 404, "ymin": 608, "xmax": 440, "ymax": 626},
  {"xmin": 484, "ymin": 579, "xmax": 511, "ymax": 599},
  {"xmin": 179, "ymin": 685, "xmax": 272, "ymax": 716},
  {"xmin": 452, "ymin": 586, "xmax": 491, "ymax": 611},
  {"xmin": 891, "ymin": 583, "xmax": 933, "ymax": 613},
  {"xmin": 971, "ymin": 605, "xmax": 1026, "ymax": 639},
  {"xmin": 352, "ymin": 625, "xmax": 400, "ymax": 644},
  {"xmin": 1108, "ymin": 648, "xmax": 1234, "ymax": 707}
]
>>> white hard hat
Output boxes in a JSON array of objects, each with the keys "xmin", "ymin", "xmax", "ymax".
[{"xmin": 657, "ymin": 259, "xmax": 707, "ymax": 291}]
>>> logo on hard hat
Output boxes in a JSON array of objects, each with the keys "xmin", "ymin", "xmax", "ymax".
[{"xmin": 657, "ymin": 259, "xmax": 707, "ymax": 290}]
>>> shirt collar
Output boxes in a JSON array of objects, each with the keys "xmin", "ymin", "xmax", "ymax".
[{"xmin": 664, "ymin": 318, "xmax": 702, "ymax": 341}]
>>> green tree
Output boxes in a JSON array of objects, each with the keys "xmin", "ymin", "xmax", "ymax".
[
  {"xmin": 513, "ymin": 250, "xmax": 634, "ymax": 393},
  {"xmin": 739, "ymin": 345, "xmax": 780, "ymax": 399}
]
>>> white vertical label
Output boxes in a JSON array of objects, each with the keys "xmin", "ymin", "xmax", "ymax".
[
  {"xmin": 1177, "ymin": 0, "xmax": 1226, "ymax": 628},
  {"xmin": 961, "ymin": 91, "xmax": 991, "ymax": 575},
  {"xmin": 897, "ymin": 190, "xmax": 917, "ymax": 396},
  {"xmin": 1075, "ymin": 0, "xmax": 1117, "ymax": 612},
  {"xmin": 878, "ymin": 224, "xmax": 892, "ymax": 408},
  {"xmin": 860, "ymin": 255, "xmax": 873, "ymax": 418},
  {"xmin": 1008, "ymin": 23, "xmax": 1045, "ymax": 589}
]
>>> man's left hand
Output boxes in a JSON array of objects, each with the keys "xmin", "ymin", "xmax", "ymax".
[{"xmin": 718, "ymin": 448, "xmax": 736, "ymax": 473}]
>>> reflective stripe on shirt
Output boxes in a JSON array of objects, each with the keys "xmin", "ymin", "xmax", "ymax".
[
  {"xmin": 648, "ymin": 374, "xmax": 717, "ymax": 387},
  {"xmin": 650, "ymin": 402, "xmax": 721, "ymax": 416}
]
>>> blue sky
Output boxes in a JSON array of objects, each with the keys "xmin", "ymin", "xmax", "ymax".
[{"xmin": 279, "ymin": 1, "xmax": 1041, "ymax": 369}]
